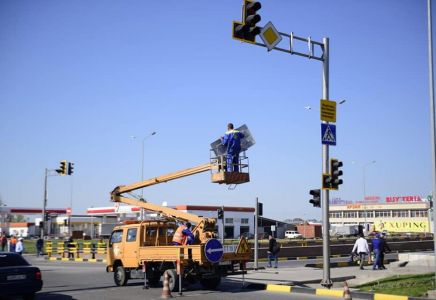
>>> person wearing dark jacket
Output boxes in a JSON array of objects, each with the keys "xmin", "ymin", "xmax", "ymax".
[
  {"xmin": 371, "ymin": 233, "xmax": 383, "ymax": 270},
  {"xmin": 379, "ymin": 236, "xmax": 391, "ymax": 269},
  {"xmin": 267, "ymin": 235, "xmax": 278, "ymax": 268}
]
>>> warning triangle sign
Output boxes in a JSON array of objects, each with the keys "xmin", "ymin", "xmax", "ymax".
[
  {"xmin": 322, "ymin": 125, "xmax": 336, "ymax": 142},
  {"xmin": 236, "ymin": 236, "xmax": 252, "ymax": 255}
]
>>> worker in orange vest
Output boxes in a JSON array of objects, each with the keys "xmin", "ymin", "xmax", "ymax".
[
  {"xmin": 10, "ymin": 235, "xmax": 18, "ymax": 252},
  {"xmin": 172, "ymin": 222, "xmax": 194, "ymax": 245}
]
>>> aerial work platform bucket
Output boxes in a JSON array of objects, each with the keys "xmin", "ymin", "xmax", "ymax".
[
  {"xmin": 210, "ymin": 151, "xmax": 250, "ymax": 185},
  {"xmin": 211, "ymin": 172, "xmax": 250, "ymax": 184}
]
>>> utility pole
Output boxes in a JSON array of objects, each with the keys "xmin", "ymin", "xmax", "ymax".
[
  {"xmin": 427, "ymin": 0, "xmax": 436, "ymax": 289},
  {"xmin": 254, "ymin": 197, "xmax": 259, "ymax": 270}
]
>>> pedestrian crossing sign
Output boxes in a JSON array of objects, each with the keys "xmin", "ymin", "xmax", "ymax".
[
  {"xmin": 321, "ymin": 123, "xmax": 336, "ymax": 146},
  {"xmin": 236, "ymin": 236, "xmax": 252, "ymax": 255}
]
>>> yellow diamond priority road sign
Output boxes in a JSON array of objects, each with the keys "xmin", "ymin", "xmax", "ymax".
[
  {"xmin": 320, "ymin": 99, "xmax": 337, "ymax": 123},
  {"xmin": 259, "ymin": 21, "xmax": 282, "ymax": 52}
]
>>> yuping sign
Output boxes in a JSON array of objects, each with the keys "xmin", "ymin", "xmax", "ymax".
[{"xmin": 375, "ymin": 221, "xmax": 429, "ymax": 232}]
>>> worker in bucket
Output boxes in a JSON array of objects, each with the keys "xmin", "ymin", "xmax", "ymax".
[
  {"xmin": 173, "ymin": 222, "xmax": 194, "ymax": 245},
  {"xmin": 220, "ymin": 123, "xmax": 245, "ymax": 172}
]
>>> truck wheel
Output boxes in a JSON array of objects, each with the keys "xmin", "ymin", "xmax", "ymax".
[
  {"xmin": 166, "ymin": 269, "xmax": 179, "ymax": 292},
  {"xmin": 114, "ymin": 266, "xmax": 128, "ymax": 286},
  {"xmin": 200, "ymin": 277, "xmax": 221, "ymax": 290}
]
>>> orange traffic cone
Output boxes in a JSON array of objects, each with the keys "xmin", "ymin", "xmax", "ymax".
[
  {"xmin": 344, "ymin": 281, "xmax": 352, "ymax": 299},
  {"xmin": 160, "ymin": 271, "xmax": 172, "ymax": 299}
]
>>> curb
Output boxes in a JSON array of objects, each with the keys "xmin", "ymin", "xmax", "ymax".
[
  {"xmin": 253, "ymin": 254, "xmax": 348, "ymax": 262},
  {"xmin": 305, "ymin": 258, "xmax": 397, "ymax": 268},
  {"xmin": 45, "ymin": 257, "xmax": 106, "ymax": 263},
  {"xmin": 246, "ymin": 283, "xmax": 423, "ymax": 300}
]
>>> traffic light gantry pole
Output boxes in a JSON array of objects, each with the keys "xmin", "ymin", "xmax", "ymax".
[
  {"xmin": 42, "ymin": 161, "xmax": 74, "ymax": 238},
  {"xmin": 232, "ymin": 1, "xmax": 333, "ymax": 288}
]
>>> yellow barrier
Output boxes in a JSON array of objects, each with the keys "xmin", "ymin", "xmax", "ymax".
[{"xmin": 297, "ymin": 241, "xmax": 308, "ymax": 247}]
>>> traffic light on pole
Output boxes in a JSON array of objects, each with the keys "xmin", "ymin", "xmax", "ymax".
[
  {"xmin": 217, "ymin": 208, "xmax": 224, "ymax": 219},
  {"xmin": 257, "ymin": 202, "xmax": 263, "ymax": 216},
  {"xmin": 63, "ymin": 219, "xmax": 68, "ymax": 226},
  {"xmin": 330, "ymin": 159, "xmax": 343, "ymax": 190},
  {"xmin": 68, "ymin": 162, "xmax": 74, "ymax": 175},
  {"xmin": 322, "ymin": 173, "xmax": 332, "ymax": 190},
  {"xmin": 232, "ymin": 1, "xmax": 262, "ymax": 43},
  {"xmin": 309, "ymin": 189, "xmax": 321, "ymax": 208},
  {"xmin": 57, "ymin": 160, "xmax": 67, "ymax": 175}
]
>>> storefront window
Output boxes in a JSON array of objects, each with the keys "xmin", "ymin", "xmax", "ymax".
[
  {"xmin": 392, "ymin": 210, "xmax": 408, "ymax": 217},
  {"xmin": 411, "ymin": 210, "xmax": 428, "ymax": 217},
  {"xmin": 344, "ymin": 211, "xmax": 357, "ymax": 218},
  {"xmin": 375, "ymin": 211, "xmax": 390, "ymax": 218},
  {"xmin": 329, "ymin": 212, "xmax": 342, "ymax": 218}
]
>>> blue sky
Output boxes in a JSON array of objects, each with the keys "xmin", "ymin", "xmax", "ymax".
[{"xmin": 0, "ymin": 1, "xmax": 433, "ymax": 221}]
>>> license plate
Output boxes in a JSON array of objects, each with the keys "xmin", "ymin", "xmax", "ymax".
[
  {"xmin": 7, "ymin": 275, "xmax": 26, "ymax": 281},
  {"xmin": 219, "ymin": 261, "xmax": 231, "ymax": 265},
  {"xmin": 223, "ymin": 245, "xmax": 237, "ymax": 253}
]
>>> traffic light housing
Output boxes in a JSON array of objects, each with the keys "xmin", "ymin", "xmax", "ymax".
[
  {"xmin": 44, "ymin": 212, "xmax": 51, "ymax": 221},
  {"xmin": 232, "ymin": 1, "xmax": 262, "ymax": 43},
  {"xmin": 309, "ymin": 189, "xmax": 321, "ymax": 208},
  {"xmin": 322, "ymin": 173, "xmax": 332, "ymax": 190},
  {"xmin": 330, "ymin": 159, "xmax": 343, "ymax": 190},
  {"xmin": 257, "ymin": 202, "xmax": 263, "ymax": 216},
  {"xmin": 39, "ymin": 221, "xmax": 44, "ymax": 227},
  {"xmin": 68, "ymin": 162, "xmax": 74, "ymax": 175},
  {"xmin": 57, "ymin": 160, "xmax": 67, "ymax": 175},
  {"xmin": 217, "ymin": 208, "xmax": 224, "ymax": 219},
  {"xmin": 63, "ymin": 219, "xmax": 68, "ymax": 226}
]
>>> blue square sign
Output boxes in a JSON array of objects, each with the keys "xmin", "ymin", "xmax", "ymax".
[{"xmin": 321, "ymin": 124, "xmax": 336, "ymax": 146}]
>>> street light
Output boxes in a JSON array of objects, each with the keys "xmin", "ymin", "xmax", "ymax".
[
  {"xmin": 352, "ymin": 160, "xmax": 376, "ymax": 235},
  {"xmin": 131, "ymin": 132, "xmax": 156, "ymax": 220},
  {"xmin": 304, "ymin": 99, "xmax": 346, "ymax": 111},
  {"xmin": 91, "ymin": 206, "xmax": 94, "ymax": 240}
]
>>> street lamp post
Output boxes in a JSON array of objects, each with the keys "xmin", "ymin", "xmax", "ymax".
[
  {"xmin": 131, "ymin": 132, "xmax": 156, "ymax": 220},
  {"xmin": 91, "ymin": 206, "xmax": 94, "ymax": 240},
  {"xmin": 352, "ymin": 160, "xmax": 376, "ymax": 235}
]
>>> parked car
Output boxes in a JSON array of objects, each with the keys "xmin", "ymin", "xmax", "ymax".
[
  {"xmin": 239, "ymin": 232, "xmax": 254, "ymax": 239},
  {"xmin": 285, "ymin": 230, "xmax": 303, "ymax": 239},
  {"xmin": 258, "ymin": 232, "xmax": 267, "ymax": 239},
  {"xmin": 0, "ymin": 252, "xmax": 43, "ymax": 299}
]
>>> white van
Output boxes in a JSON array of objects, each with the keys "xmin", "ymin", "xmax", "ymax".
[{"xmin": 285, "ymin": 230, "xmax": 302, "ymax": 239}]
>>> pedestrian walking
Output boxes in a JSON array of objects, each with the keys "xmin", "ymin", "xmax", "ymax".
[
  {"xmin": 1, "ymin": 232, "xmax": 7, "ymax": 251},
  {"xmin": 36, "ymin": 236, "xmax": 44, "ymax": 257},
  {"xmin": 220, "ymin": 123, "xmax": 245, "ymax": 172},
  {"xmin": 65, "ymin": 236, "xmax": 75, "ymax": 259},
  {"xmin": 379, "ymin": 235, "xmax": 391, "ymax": 269},
  {"xmin": 15, "ymin": 237, "xmax": 24, "ymax": 255},
  {"xmin": 267, "ymin": 235, "xmax": 279, "ymax": 268},
  {"xmin": 351, "ymin": 234, "xmax": 370, "ymax": 270},
  {"xmin": 371, "ymin": 233, "xmax": 383, "ymax": 270}
]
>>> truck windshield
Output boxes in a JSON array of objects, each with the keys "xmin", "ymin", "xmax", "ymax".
[{"xmin": 109, "ymin": 230, "xmax": 123, "ymax": 247}]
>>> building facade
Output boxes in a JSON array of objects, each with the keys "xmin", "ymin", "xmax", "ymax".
[{"xmin": 329, "ymin": 197, "xmax": 432, "ymax": 233}]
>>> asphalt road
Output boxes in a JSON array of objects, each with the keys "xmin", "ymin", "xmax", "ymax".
[{"xmin": 17, "ymin": 256, "xmax": 351, "ymax": 300}]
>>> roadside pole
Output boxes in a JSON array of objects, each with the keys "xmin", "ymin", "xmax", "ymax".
[
  {"xmin": 42, "ymin": 168, "xmax": 48, "ymax": 238},
  {"xmin": 221, "ymin": 205, "xmax": 225, "ymax": 245},
  {"xmin": 254, "ymin": 197, "xmax": 259, "ymax": 270},
  {"xmin": 427, "ymin": 0, "xmax": 436, "ymax": 289},
  {"xmin": 321, "ymin": 38, "xmax": 332, "ymax": 288}
]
